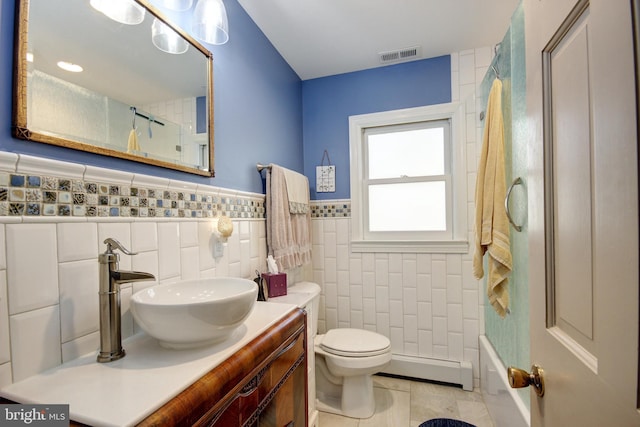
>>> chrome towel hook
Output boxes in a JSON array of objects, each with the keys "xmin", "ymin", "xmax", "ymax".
[{"xmin": 505, "ymin": 177, "xmax": 523, "ymax": 232}]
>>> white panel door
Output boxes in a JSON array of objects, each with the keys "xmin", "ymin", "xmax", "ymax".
[{"xmin": 525, "ymin": 0, "xmax": 640, "ymax": 425}]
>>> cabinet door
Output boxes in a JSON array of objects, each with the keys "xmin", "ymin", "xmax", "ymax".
[{"xmin": 258, "ymin": 361, "xmax": 306, "ymax": 427}]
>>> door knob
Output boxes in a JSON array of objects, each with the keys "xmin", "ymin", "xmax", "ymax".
[{"xmin": 507, "ymin": 365, "xmax": 545, "ymax": 397}]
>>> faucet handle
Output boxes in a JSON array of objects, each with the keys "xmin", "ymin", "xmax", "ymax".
[{"xmin": 104, "ymin": 238, "xmax": 138, "ymax": 256}]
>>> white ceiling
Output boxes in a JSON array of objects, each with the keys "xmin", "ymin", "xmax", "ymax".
[{"xmin": 237, "ymin": 0, "xmax": 520, "ymax": 80}]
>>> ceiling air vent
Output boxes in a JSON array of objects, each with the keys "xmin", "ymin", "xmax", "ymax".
[{"xmin": 379, "ymin": 46, "xmax": 421, "ymax": 64}]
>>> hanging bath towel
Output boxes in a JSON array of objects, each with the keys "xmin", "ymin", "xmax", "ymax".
[
  {"xmin": 266, "ymin": 165, "xmax": 312, "ymax": 271},
  {"xmin": 473, "ymin": 79, "xmax": 512, "ymax": 318}
]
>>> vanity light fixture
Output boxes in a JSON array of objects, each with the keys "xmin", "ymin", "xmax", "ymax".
[
  {"xmin": 191, "ymin": 0, "xmax": 229, "ymax": 45},
  {"xmin": 90, "ymin": 0, "xmax": 145, "ymax": 25},
  {"xmin": 57, "ymin": 61, "xmax": 83, "ymax": 73},
  {"xmin": 152, "ymin": 18, "xmax": 189, "ymax": 54},
  {"xmin": 26, "ymin": 52, "xmax": 34, "ymax": 62},
  {"xmin": 159, "ymin": 0, "xmax": 194, "ymax": 11}
]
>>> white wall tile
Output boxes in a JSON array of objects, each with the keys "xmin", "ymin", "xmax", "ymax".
[
  {"xmin": 59, "ymin": 260, "xmax": 99, "ymax": 343},
  {"xmin": 459, "ymin": 53, "xmax": 476, "ymax": 85},
  {"xmin": 131, "ymin": 222, "xmax": 158, "ymax": 253},
  {"xmin": 6, "ymin": 224, "xmax": 59, "ymax": 315},
  {"xmin": 0, "ymin": 225, "xmax": 5, "ymax": 270},
  {"xmin": 157, "ymin": 223, "xmax": 180, "ymax": 280},
  {"xmin": 432, "ymin": 316, "xmax": 448, "ymax": 346},
  {"xmin": 0, "ymin": 362, "xmax": 12, "ymax": 387},
  {"xmin": 0, "ymin": 273, "xmax": 10, "ymax": 364},
  {"xmin": 432, "ymin": 289, "xmax": 447, "ymax": 317},
  {"xmin": 417, "ymin": 302, "xmax": 432, "ymax": 331},
  {"xmin": 62, "ymin": 331, "xmax": 99, "ymax": 363},
  {"xmin": 57, "ymin": 223, "xmax": 98, "ymax": 262},
  {"xmin": 197, "ymin": 221, "xmax": 214, "ymax": 270},
  {"xmin": 10, "ymin": 305, "xmax": 61, "ymax": 382},
  {"xmin": 180, "ymin": 247, "xmax": 200, "ymax": 280},
  {"xmin": 389, "ymin": 300, "xmax": 403, "ymax": 327},
  {"xmin": 179, "ymin": 222, "xmax": 199, "ymax": 248}
]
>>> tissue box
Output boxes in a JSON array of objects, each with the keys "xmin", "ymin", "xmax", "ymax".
[{"xmin": 262, "ymin": 273, "xmax": 287, "ymax": 297}]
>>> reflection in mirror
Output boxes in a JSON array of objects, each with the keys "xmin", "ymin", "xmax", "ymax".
[{"xmin": 13, "ymin": 0, "xmax": 214, "ymax": 176}]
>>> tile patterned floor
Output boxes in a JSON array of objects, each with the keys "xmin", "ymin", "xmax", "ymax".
[{"xmin": 317, "ymin": 375, "xmax": 495, "ymax": 427}]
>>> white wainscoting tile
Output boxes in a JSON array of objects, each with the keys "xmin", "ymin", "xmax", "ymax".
[
  {"xmin": 10, "ymin": 305, "xmax": 61, "ymax": 382},
  {"xmin": 131, "ymin": 222, "xmax": 158, "ymax": 253},
  {"xmin": 57, "ymin": 222, "xmax": 98, "ymax": 262},
  {"xmin": 17, "ymin": 154, "xmax": 84, "ymax": 179},
  {"xmin": 179, "ymin": 222, "xmax": 199, "ymax": 248},
  {"xmin": 157, "ymin": 223, "xmax": 180, "ymax": 281},
  {"xmin": 198, "ymin": 221, "xmax": 215, "ymax": 271},
  {"xmin": 0, "ymin": 362, "xmax": 12, "ymax": 387},
  {"xmin": 62, "ymin": 331, "xmax": 99, "ymax": 363},
  {"xmin": 0, "ymin": 225, "xmax": 5, "ymax": 270},
  {"xmin": 6, "ymin": 224, "xmax": 59, "ymax": 315},
  {"xmin": 59, "ymin": 260, "xmax": 99, "ymax": 343},
  {"xmin": 0, "ymin": 273, "xmax": 10, "ymax": 364},
  {"xmin": 180, "ymin": 247, "xmax": 199, "ymax": 280}
]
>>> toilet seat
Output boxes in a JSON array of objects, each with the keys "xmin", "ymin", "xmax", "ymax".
[{"xmin": 318, "ymin": 328, "xmax": 390, "ymax": 357}]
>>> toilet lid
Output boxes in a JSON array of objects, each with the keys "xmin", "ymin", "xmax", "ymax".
[{"xmin": 320, "ymin": 328, "xmax": 391, "ymax": 357}]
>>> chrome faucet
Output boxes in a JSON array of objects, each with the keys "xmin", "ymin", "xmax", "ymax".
[{"xmin": 97, "ymin": 238, "xmax": 155, "ymax": 363}]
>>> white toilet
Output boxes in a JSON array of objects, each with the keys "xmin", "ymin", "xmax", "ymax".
[
  {"xmin": 314, "ymin": 327, "xmax": 392, "ymax": 418},
  {"xmin": 281, "ymin": 281, "xmax": 392, "ymax": 420}
]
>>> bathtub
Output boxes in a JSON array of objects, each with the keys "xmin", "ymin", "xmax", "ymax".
[{"xmin": 479, "ymin": 335, "xmax": 530, "ymax": 427}]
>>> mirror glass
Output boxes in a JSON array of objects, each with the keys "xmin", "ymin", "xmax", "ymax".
[{"xmin": 13, "ymin": 0, "xmax": 214, "ymax": 176}]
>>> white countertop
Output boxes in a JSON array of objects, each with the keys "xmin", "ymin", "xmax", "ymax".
[{"xmin": 0, "ymin": 301, "xmax": 298, "ymax": 427}]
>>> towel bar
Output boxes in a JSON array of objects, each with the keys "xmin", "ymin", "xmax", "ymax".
[
  {"xmin": 505, "ymin": 177, "xmax": 523, "ymax": 232},
  {"xmin": 256, "ymin": 163, "xmax": 272, "ymax": 172}
]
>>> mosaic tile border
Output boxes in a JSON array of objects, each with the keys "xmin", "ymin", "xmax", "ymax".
[
  {"xmin": 310, "ymin": 202, "xmax": 351, "ymax": 218},
  {"xmin": 0, "ymin": 170, "xmax": 350, "ymax": 219},
  {"xmin": 0, "ymin": 172, "xmax": 265, "ymax": 219}
]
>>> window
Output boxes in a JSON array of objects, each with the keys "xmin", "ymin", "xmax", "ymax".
[{"xmin": 349, "ymin": 103, "xmax": 468, "ymax": 253}]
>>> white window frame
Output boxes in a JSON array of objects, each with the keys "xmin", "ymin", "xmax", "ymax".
[{"xmin": 349, "ymin": 103, "xmax": 469, "ymax": 253}]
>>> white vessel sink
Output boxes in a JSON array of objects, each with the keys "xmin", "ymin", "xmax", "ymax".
[{"xmin": 131, "ymin": 277, "xmax": 258, "ymax": 349}]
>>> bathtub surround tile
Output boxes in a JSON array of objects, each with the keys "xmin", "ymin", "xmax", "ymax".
[
  {"xmin": 10, "ymin": 305, "xmax": 62, "ymax": 382},
  {"xmin": 6, "ymin": 224, "xmax": 59, "ymax": 315}
]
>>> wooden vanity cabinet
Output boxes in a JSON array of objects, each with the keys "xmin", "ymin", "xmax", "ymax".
[{"xmin": 138, "ymin": 308, "xmax": 307, "ymax": 427}]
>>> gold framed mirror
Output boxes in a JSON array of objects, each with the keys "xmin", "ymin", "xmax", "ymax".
[{"xmin": 12, "ymin": 0, "xmax": 215, "ymax": 177}]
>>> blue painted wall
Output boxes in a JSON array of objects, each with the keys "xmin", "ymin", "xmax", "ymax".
[
  {"xmin": 301, "ymin": 57, "xmax": 452, "ymax": 200},
  {"xmin": 1, "ymin": 1, "xmax": 451, "ymax": 197},
  {"xmin": 0, "ymin": 0, "xmax": 302, "ymax": 194}
]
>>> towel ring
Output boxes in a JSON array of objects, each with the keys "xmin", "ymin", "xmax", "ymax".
[{"xmin": 505, "ymin": 177, "xmax": 523, "ymax": 232}]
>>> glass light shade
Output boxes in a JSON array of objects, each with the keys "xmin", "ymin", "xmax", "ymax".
[
  {"xmin": 90, "ymin": 0, "xmax": 145, "ymax": 25},
  {"xmin": 152, "ymin": 18, "xmax": 189, "ymax": 54},
  {"xmin": 160, "ymin": 0, "xmax": 194, "ymax": 11},
  {"xmin": 191, "ymin": 0, "xmax": 229, "ymax": 45}
]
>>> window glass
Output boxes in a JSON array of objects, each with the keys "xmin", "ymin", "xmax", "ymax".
[
  {"xmin": 368, "ymin": 181, "xmax": 446, "ymax": 231},
  {"xmin": 367, "ymin": 127, "xmax": 445, "ymax": 179}
]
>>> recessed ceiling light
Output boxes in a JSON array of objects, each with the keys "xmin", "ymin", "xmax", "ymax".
[{"xmin": 57, "ymin": 61, "xmax": 83, "ymax": 73}]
